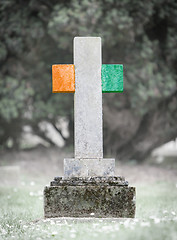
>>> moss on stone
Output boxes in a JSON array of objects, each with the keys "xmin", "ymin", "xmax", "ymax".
[{"xmin": 44, "ymin": 180, "xmax": 136, "ymax": 218}]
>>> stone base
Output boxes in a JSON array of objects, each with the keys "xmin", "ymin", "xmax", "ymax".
[
  {"xmin": 64, "ymin": 158, "xmax": 115, "ymax": 178},
  {"xmin": 44, "ymin": 177, "xmax": 136, "ymax": 218}
]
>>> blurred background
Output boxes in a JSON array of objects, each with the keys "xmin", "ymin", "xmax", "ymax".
[
  {"xmin": 1, "ymin": 2, "xmax": 177, "ymax": 238},
  {"xmin": 0, "ymin": 0, "xmax": 177, "ymax": 164}
]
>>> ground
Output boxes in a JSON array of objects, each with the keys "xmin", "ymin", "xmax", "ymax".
[{"xmin": 0, "ymin": 147, "xmax": 177, "ymax": 240}]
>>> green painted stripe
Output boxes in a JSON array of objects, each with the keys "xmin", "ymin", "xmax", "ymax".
[{"xmin": 101, "ymin": 64, "xmax": 123, "ymax": 93}]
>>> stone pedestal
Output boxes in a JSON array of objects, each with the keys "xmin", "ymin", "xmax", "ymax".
[
  {"xmin": 64, "ymin": 158, "xmax": 115, "ymax": 178},
  {"xmin": 46, "ymin": 37, "xmax": 136, "ymax": 218},
  {"xmin": 44, "ymin": 177, "xmax": 136, "ymax": 218}
]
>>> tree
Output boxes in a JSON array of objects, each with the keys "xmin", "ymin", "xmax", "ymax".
[{"xmin": 0, "ymin": 0, "xmax": 176, "ymax": 161}]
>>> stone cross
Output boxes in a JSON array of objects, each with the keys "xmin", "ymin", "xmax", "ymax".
[
  {"xmin": 52, "ymin": 37, "xmax": 123, "ymax": 178},
  {"xmin": 44, "ymin": 37, "xmax": 135, "ymax": 219}
]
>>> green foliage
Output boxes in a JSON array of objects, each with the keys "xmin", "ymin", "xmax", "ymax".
[
  {"xmin": 47, "ymin": 0, "xmax": 177, "ymax": 114},
  {"xmin": 0, "ymin": 77, "xmax": 34, "ymax": 121},
  {"xmin": 0, "ymin": 0, "xmax": 176, "ymax": 148}
]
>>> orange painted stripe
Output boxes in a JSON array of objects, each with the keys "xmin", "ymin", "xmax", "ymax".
[{"xmin": 52, "ymin": 64, "xmax": 75, "ymax": 93}]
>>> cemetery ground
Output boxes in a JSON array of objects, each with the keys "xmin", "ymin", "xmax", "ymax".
[{"xmin": 0, "ymin": 147, "xmax": 177, "ymax": 240}]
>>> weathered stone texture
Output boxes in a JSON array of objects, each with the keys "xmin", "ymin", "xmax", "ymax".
[
  {"xmin": 74, "ymin": 37, "xmax": 103, "ymax": 159},
  {"xmin": 64, "ymin": 158, "xmax": 115, "ymax": 178},
  {"xmin": 45, "ymin": 37, "xmax": 135, "ymax": 219},
  {"xmin": 44, "ymin": 177, "xmax": 136, "ymax": 218},
  {"xmin": 51, "ymin": 176, "xmax": 128, "ymax": 186}
]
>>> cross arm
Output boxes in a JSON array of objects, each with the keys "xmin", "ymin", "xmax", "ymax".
[
  {"xmin": 52, "ymin": 64, "xmax": 123, "ymax": 93},
  {"xmin": 52, "ymin": 64, "xmax": 75, "ymax": 93},
  {"xmin": 101, "ymin": 64, "xmax": 123, "ymax": 93}
]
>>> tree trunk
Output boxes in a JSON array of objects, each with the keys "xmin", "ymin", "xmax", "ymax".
[{"xmin": 103, "ymin": 90, "xmax": 177, "ymax": 161}]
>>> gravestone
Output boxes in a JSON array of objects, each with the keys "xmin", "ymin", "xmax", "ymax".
[{"xmin": 44, "ymin": 37, "xmax": 136, "ymax": 218}]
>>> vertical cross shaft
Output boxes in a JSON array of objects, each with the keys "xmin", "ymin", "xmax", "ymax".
[
  {"xmin": 74, "ymin": 37, "xmax": 103, "ymax": 159},
  {"xmin": 64, "ymin": 37, "xmax": 115, "ymax": 177}
]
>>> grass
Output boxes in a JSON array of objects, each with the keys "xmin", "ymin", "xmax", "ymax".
[
  {"xmin": 0, "ymin": 179, "xmax": 177, "ymax": 240},
  {"xmin": 0, "ymin": 147, "xmax": 177, "ymax": 240}
]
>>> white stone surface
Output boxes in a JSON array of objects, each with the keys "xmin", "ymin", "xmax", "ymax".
[
  {"xmin": 64, "ymin": 158, "xmax": 115, "ymax": 178},
  {"xmin": 62, "ymin": 37, "xmax": 116, "ymax": 177},
  {"xmin": 74, "ymin": 37, "xmax": 103, "ymax": 159}
]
